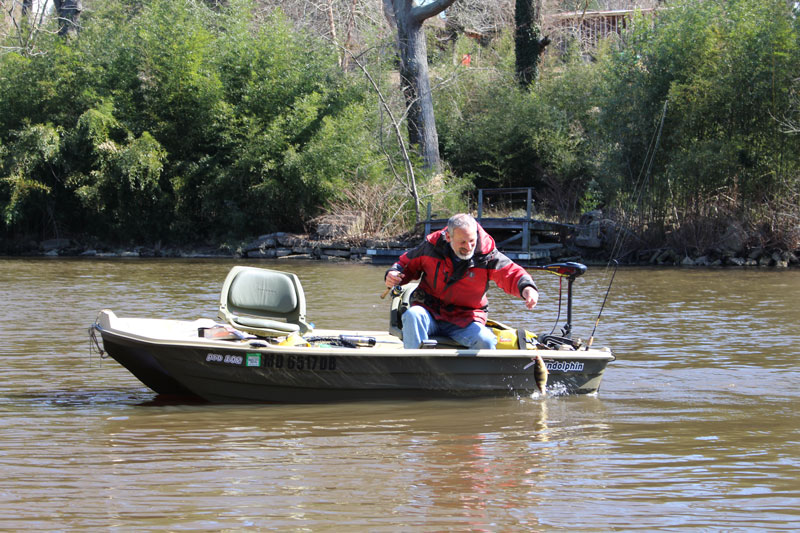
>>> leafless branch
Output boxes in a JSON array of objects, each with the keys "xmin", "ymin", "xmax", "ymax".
[{"xmin": 349, "ymin": 50, "xmax": 420, "ymax": 211}]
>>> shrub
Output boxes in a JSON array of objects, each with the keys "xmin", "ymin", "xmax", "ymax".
[
  {"xmin": 0, "ymin": 0, "xmax": 387, "ymax": 244},
  {"xmin": 596, "ymin": 0, "xmax": 800, "ymax": 225}
]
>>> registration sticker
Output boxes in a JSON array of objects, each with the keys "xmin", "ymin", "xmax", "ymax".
[{"xmin": 246, "ymin": 353, "xmax": 262, "ymax": 367}]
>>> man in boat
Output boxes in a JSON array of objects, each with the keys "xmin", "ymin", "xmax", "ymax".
[{"xmin": 385, "ymin": 213, "xmax": 539, "ymax": 349}]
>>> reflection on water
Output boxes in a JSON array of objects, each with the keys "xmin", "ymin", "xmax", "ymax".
[{"xmin": 1, "ymin": 258, "xmax": 799, "ymax": 530}]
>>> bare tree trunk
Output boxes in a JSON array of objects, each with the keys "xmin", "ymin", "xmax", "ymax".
[
  {"xmin": 389, "ymin": 0, "xmax": 456, "ymax": 172},
  {"xmin": 325, "ymin": 0, "xmax": 338, "ymax": 47},
  {"xmin": 53, "ymin": 0, "xmax": 82, "ymax": 37}
]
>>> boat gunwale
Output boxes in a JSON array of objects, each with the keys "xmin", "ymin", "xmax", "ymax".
[{"xmin": 94, "ymin": 310, "xmax": 616, "ymax": 362}]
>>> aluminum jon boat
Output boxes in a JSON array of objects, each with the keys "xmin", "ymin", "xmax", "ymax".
[{"xmin": 90, "ymin": 263, "xmax": 615, "ymax": 403}]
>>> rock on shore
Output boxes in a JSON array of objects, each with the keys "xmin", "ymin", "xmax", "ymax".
[{"xmin": 6, "ymin": 211, "xmax": 799, "ymax": 268}]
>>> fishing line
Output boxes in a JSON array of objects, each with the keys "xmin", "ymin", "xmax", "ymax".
[
  {"xmin": 547, "ymin": 276, "xmax": 564, "ymax": 336},
  {"xmin": 605, "ymin": 99, "xmax": 669, "ymax": 267},
  {"xmin": 588, "ymin": 99, "xmax": 668, "ymax": 341}
]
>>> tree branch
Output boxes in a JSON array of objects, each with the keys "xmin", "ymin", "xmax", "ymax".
[
  {"xmin": 348, "ymin": 50, "xmax": 420, "ymax": 216},
  {"xmin": 411, "ymin": 0, "xmax": 457, "ymax": 24}
]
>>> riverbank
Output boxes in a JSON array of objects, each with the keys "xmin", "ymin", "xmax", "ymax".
[
  {"xmin": 3, "ymin": 208, "xmax": 798, "ymax": 267},
  {"xmin": 5, "ymin": 229, "xmax": 799, "ymax": 268}
]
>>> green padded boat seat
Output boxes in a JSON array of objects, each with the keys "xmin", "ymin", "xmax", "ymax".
[
  {"xmin": 234, "ymin": 315, "xmax": 300, "ymax": 333},
  {"xmin": 218, "ymin": 266, "xmax": 312, "ymax": 337}
]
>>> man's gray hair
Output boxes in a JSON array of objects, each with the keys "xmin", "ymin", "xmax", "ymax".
[{"xmin": 447, "ymin": 213, "xmax": 477, "ymax": 235}]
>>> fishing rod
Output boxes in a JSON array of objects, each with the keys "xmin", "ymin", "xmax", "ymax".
[
  {"xmin": 587, "ymin": 259, "xmax": 617, "ymax": 348},
  {"xmin": 582, "ymin": 100, "xmax": 667, "ymax": 345}
]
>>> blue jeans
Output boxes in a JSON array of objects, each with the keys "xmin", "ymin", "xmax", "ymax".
[{"xmin": 401, "ymin": 305, "xmax": 497, "ymax": 350}]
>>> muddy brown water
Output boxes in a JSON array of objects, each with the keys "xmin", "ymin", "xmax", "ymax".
[{"xmin": 1, "ymin": 258, "xmax": 799, "ymax": 530}]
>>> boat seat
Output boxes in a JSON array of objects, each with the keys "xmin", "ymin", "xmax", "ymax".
[
  {"xmin": 218, "ymin": 266, "xmax": 312, "ymax": 337},
  {"xmin": 389, "ymin": 282, "xmax": 466, "ymax": 348}
]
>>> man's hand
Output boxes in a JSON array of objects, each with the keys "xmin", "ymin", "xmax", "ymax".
[
  {"xmin": 385, "ymin": 270, "xmax": 404, "ymax": 288},
  {"xmin": 522, "ymin": 286, "xmax": 538, "ymax": 310}
]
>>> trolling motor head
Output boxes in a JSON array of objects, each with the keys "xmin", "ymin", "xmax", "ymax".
[
  {"xmin": 534, "ymin": 261, "xmax": 587, "ymax": 280},
  {"xmin": 530, "ymin": 262, "xmax": 587, "ymax": 344}
]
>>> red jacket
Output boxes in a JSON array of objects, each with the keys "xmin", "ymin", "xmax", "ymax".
[{"xmin": 388, "ymin": 224, "xmax": 536, "ymax": 327}]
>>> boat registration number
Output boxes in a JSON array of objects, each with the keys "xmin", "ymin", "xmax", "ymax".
[
  {"xmin": 204, "ymin": 352, "xmax": 337, "ymax": 371},
  {"xmin": 264, "ymin": 353, "xmax": 337, "ymax": 371}
]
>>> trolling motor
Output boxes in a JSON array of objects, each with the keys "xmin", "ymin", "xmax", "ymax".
[{"xmin": 528, "ymin": 262, "xmax": 587, "ymax": 348}]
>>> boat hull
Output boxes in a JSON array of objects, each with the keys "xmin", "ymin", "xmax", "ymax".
[
  {"xmin": 100, "ymin": 334, "xmax": 195, "ymax": 397},
  {"xmin": 94, "ymin": 311, "xmax": 614, "ymax": 403}
]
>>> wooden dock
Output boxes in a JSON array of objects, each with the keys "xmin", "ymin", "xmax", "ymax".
[
  {"xmin": 418, "ymin": 216, "xmax": 576, "ymax": 265},
  {"xmin": 243, "ymin": 188, "xmax": 584, "ymax": 266},
  {"xmin": 418, "ymin": 188, "xmax": 578, "ymax": 265}
]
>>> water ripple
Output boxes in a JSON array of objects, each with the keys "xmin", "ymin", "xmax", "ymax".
[{"xmin": 1, "ymin": 260, "xmax": 799, "ymax": 530}]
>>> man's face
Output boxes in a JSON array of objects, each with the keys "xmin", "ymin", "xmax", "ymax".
[{"xmin": 446, "ymin": 226, "xmax": 477, "ymax": 260}]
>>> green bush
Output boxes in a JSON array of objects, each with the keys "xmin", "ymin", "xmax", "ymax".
[
  {"xmin": 3, "ymin": 0, "xmax": 799, "ymax": 251},
  {"xmin": 0, "ymin": 0, "xmax": 386, "ymax": 244},
  {"xmin": 436, "ymin": 43, "xmax": 598, "ymax": 220},
  {"xmin": 595, "ymin": 0, "xmax": 800, "ymax": 223},
  {"xmin": 1, "ymin": 123, "xmax": 61, "ymax": 229}
]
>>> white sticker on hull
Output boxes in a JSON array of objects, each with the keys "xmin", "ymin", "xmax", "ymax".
[{"xmin": 206, "ymin": 353, "xmax": 244, "ymax": 365}]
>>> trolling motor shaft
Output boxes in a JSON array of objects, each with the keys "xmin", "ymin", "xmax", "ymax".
[{"xmin": 529, "ymin": 262, "xmax": 587, "ymax": 342}]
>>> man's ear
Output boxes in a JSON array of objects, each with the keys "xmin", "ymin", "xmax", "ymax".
[{"xmin": 444, "ymin": 229, "xmax": 451, "ymax": 243}]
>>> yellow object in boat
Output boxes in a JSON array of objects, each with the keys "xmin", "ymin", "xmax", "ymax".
[
  {"xmin": 494, "ymin": 328, "xmax": 519, "ymax": 350},
  {"xmin": 488, "ymin": 319, "xmax": 537, "ymax": 350},
  {"xmin": 278, "ymin": 332, "xmax": 310, "ymax": 347}
]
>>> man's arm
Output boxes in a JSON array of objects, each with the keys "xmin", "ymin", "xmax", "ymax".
[{"xmin": 488, "ymin": 251, "xmax": 538, "ymax": 304}]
